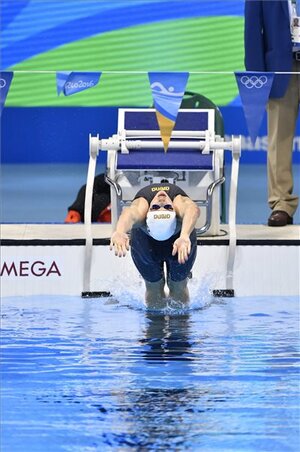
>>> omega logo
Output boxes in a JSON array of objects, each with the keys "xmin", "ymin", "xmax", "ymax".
[{"xmin": 0, "ymin": 260, "xmax": 62, "ymax": 277}]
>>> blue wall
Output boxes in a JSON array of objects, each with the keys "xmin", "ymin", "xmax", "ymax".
[
  {"xmin": 1, "ymin": 107, "xmax": 117, "ymax": 165},
  {"xmin": 1, "ymin": 106, "xmax": 299, "ymax": 164}
]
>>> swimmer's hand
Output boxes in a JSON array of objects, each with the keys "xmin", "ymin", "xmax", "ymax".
[
  {"xmin": 110, "ymin": 231, "xmax": 130, "ymax": 257},
  {"xmin": 172, "ymin": 235, "xmax": 191, "ymax": 264}
]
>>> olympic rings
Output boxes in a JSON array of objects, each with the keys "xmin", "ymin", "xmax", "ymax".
[{"xmin": 240, "ymin": 75, "xmax": 268, "ymax": 89}]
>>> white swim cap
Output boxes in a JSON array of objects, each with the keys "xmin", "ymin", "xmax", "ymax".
[{"xmin": 146, "ymin": 210, "xmax": 177, "ymax": 241}]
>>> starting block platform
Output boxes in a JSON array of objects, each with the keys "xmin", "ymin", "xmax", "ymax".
[
  {"xmin": 87, "ymin": 108, "xmax": 241, "ymax": 234},
  {"xmin": 82, "ymin": 108, "xmax": 241, "ymax": 296}
]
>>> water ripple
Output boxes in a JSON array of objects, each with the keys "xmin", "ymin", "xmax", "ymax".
[{"xmin": 1, "ymin": 294, "xmax": 299, "ymax": 452}]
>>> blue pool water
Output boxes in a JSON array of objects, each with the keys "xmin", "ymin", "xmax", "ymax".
[{"xmin": 1, "ymin": 294, "xmax": 299, "ymax": 452}]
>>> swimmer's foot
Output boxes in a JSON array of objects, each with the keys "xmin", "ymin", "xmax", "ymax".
[
  {"xmin": 145, "ymin": 297, "xmax": 188, "ymax": 312},
  {"xmin": 145, "ymin": 298, "xmax": 168, "ymax": 311}
]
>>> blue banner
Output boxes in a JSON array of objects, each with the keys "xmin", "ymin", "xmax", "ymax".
[
  {"xmin": 235, "ymin": 72, "xmax": 274, "ymax": 145},
  {"xmin": 0, "ymin": 72, "xmax": 14, "ymax": 116},
  {"xmin": 56, "ymin": 71, "xmax": 102, "ymax": 96},
  {"xmin": 148, "ymin": 71, "xmax": 189, "ymax": 151}
]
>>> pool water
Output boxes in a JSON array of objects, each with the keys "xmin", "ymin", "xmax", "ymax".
[{"xmin": 1, "ymin": 293, "xmax": 299, "ymax": 452}]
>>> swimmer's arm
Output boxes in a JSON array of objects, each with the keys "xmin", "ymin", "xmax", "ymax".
[
  {"xmin": 110, "ymin": 198, "xmax": 148, "ymax": 257},
  {"xmin": 172, "ymin": 196, "xmax": 200, "ymax": 263},
  {"xmin": 174, "ymin": 195, "xmax": 200, "ymax": 237},
  {"xmin": 115, "ymin": 198, "xmax": 149, "ymax": 233}
]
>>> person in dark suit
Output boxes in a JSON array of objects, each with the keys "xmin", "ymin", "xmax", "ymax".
[{"xmin": 244, "ymin": 0, "xmax": 299, "ymax": 226}]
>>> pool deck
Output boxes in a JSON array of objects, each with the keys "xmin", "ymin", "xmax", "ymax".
[
  {"xmin": 1, "ymin": 223, "xmax": 299, "ymax": 243},
  {"xmin": 1, "ymin": 224, "xmax": 299, "ymax": 298}
]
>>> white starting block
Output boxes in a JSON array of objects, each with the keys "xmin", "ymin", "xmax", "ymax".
[
  {"xmin": 83, "ymin": 108, "xmax": 241, "ymax": 297},
  {"xmin": 88, "ymin": 108, "xmax": 241, "ymax": 235}
]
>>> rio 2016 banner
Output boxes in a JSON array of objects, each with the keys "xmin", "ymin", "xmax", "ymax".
[{"xmin": 56, "ymin": 72, "xmax": 102, "ymax": 96}]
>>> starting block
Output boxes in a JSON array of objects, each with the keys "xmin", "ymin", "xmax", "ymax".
[
  {"xmin": 88, "ymin": 108, "xmax": 241, "ymax": 236},
  {"xmin": 83, "ymin": 108, "xmax": 241, "ymax": 297}
]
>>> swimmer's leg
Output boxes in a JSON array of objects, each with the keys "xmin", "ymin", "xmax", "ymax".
[
  {"xmin": 167, "ymin": 278, "xmax": 189, "ymax": 304},
  {"xmin": 166, "ymin": 230, "xmax": 196, "ymax": 305},
  {"xmin": 144, "ymin": 278, "xmax": 167, "ymax": 309}
]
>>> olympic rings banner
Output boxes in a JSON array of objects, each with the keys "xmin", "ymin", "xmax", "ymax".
[
  {"xmin": 0, "ymin": 71, "xmax": 14, "ymax": 117},
  {"xmin": 56, "ymin": 72, "xmax": 102, "ymax": 96},
  {"xmin": 235, "ymin": 71, "xmax": 274, "ymax": 145}
]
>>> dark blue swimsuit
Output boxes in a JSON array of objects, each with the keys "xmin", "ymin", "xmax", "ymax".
[{"xmin": 130, "ymin": 183, "xmax": 197, "ymax": 283}]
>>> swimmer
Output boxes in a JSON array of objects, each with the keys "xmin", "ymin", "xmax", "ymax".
[{"xmin": 110, "ymin": 183, "xmax": 200, "ymax": 308}]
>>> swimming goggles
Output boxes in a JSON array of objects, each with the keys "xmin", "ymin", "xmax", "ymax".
[{"xmin": 150, "ymin": 204, "xmax": 174, "ymax": 211}]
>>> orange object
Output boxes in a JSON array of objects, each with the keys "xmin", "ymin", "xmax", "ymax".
[
  {"xmin": 97, "ymin": 204, "xmax": 111, "ymax": 223},
  {"xmin": 64, "ymin": 210, "xmax": 81, "ymax": 223}
]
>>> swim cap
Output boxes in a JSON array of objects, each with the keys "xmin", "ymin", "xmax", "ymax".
[{"xmin": 146, "ymin": 210, "xmax": 177, "ymax": 241}]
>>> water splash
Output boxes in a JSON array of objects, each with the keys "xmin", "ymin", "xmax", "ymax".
[{"xmin": 105, "ymin": 271, "xmax": 225, "ymax": 315}]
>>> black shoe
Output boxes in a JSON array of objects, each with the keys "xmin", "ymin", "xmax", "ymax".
[{"xmin": 268, "ymin": 210, "xmax": 293, "ymax": 227}]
